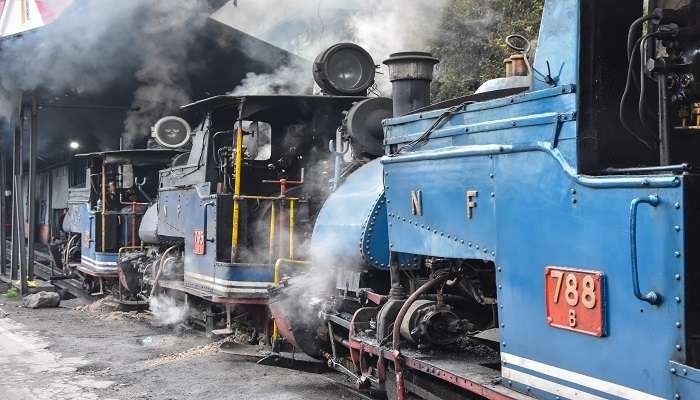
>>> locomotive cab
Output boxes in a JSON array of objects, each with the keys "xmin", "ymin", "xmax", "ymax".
[{"xmin": 61, "ymin": 149, "xmax": 180, "ymax": 298}]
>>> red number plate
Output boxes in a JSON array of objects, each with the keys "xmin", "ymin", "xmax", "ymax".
[
  {"xmin": 545, "ymin": 267, "xmax": 604, "ymax": 337},
  {"xmin": 193, "ymin": 230, "xmax": 205, "ymax": 255}
]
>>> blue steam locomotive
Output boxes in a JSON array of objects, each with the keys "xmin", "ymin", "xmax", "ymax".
[
  {"xmin": 269, "ymin": 0, "xmax": 700, "ymax": 399},
  {"xmin": 59, "ymin": 0, "xmax": 700, "ymax": 398}
]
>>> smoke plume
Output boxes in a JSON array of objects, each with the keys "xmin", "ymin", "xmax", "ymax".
[
  {"xmin": 215, "ymin": 0, "xmax": 449, "ymax": 95},
  {"xmin": 0, "ymin": 0, "xmax": 221, "ymax": 148}
]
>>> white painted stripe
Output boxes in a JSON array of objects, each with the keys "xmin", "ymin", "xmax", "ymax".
[
  {"xmin": 501, "ymin": 353, "xmax": 664, "ymax": 400},
  {"xmin": 81, "ymin": 256, "xmax": 117, "ymax": 266},
  {"xmin": 502, "ymin": 368, "xmax": 607, "ymax": 400},
  {"xmin": 185, "ymin": 271, "xmax": 272, "ymax": 287},
  {"xmin": 185, "ymin": 280, "xmax": 268, "ymax": 294}
]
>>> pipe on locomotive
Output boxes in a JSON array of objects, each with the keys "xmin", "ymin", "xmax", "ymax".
[
  {"xmin": 230, "ymin": 125, "xmax": 244, "ymax": 261},
  {"xmin": 383, "ymin": 52, "xmax": 440, "ymax": 117}
]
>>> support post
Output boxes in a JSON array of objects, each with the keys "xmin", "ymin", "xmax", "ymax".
[
  {"xmin": 47, "ymin": 169, "xmax": 53, "ymax": 245},
  {"xmin": 10, "ymin": 101, "xmax": 23, "ymax": 281},
  {"xmin": 27, "ymin": 95, "xmax": 37, "ymax": 280},
  {"xmin": 14, "ymin": 174, "xmax": 28, "ymax": 295},
  {"xmin": 0, "ymin": 150, "xmax": 6, "ymax": 277}
]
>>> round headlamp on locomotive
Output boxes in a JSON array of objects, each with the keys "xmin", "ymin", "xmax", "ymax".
[
  {"xmin": 313, "ymin": 42, "xmax": 376, "ymax": 96},
  {"xmin": 151, "ymin": 116, "xmax": 192, "ymax": 149}
]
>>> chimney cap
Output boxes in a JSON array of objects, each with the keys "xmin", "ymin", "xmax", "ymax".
[{"xmin": 383, "ymin": 52, "xmax": 439, "ymax": 82}]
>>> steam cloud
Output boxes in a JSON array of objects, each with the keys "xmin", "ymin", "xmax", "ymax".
[
  {"xmin": 149, "ymin": 296, "xmax": 190, "ymax": 326},
  {"xmin": 215, "ymin": 0, "xmax": 449, "ymax": 95},
  {"xmin": 0, "ymin": 0, "xmax": 219, "ymax": 148}
]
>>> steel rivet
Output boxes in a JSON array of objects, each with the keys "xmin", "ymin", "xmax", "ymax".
[
  {"xmin": 675, "ymin": 274, "xmax": 681, "ymax": 281},
  {"xmin": 675, "ymin": 225, "xmax": 681, "ymax": 232},
  {"xmin": 675, "ymin": 251, "xmax": 681, "ymax": 258},
  {"xmin": 475, "ymin": 245, "xmax": 480, "ymax": 250},
  {"xmin": 497, "ymin": 267, "xmax": 502, "ymax": 272},
  {"xmin": 675, "ymin": 394, "xmax": 681, "ymax": 400},
  {"xmin": 500, "ymin": 323, "xmax": 505, "ymax": 328},
  {"xmin": 683, "ymin": 369, "xmax": 688, "ymax": 376},
  {"xmin": 489, "ymin": 173, "xmax": 494, "ymax": 178},
  {"xmin": 572, "ymin": 198, "xmax": 577, "ymax": 204},
  {"xmin": 502, "ymin": 342, "xmax": 507, "ymax": 347},
  {"xmin": 460, "ymin": 240, "xmax": 465, "ymax": 244},
  {"xmin": 492, "ymin": 251, "xmax": 496, "ymax": 256},
  {"xmin": 498, "ymin": 285, "xmax": 502, "ymax": 290},
  {"xmin": 468, "ymin": 242, "xmax": 472, "ymax": 247},
  {"xmin": 676, "ymin": 344, "xmax": 682, "ymax": 351},
  {"xmin": 670, "ymin": 367, "xmax": 677, "ymax": 374},
  {"xmin": 570, "ymin": 188, "xmax": 576, "ymax": 195},
  {"xmin": 675, "ymin": 202, "xmax": 681, "ymax": 209},
  {"xmin": 676, "ymin": 296, "xmax": 682, "ymax": 303},
  {"xmin": 677, "ymin": 321, "xmax": 682, "ymax": 328},
  {"xmin": 499, "ymin": 304, "xmax": 504, "ymax": 309}
]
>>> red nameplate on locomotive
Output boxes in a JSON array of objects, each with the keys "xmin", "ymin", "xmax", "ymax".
[
  {"xmin": 544, "ymin": 266, "xmax": 605, "ymax": 337},
  {"xmin": 193, "ymin": 230, "xmax": 205, "ymax": 255}
]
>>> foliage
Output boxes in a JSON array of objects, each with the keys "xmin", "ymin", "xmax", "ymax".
[
  {"xmin": 4, "ymin": 286, "xmax": 18, "ymax": 298},
  {"xmin": 430, "ymin": 0, "xmax": 545, "ymax": 102}
]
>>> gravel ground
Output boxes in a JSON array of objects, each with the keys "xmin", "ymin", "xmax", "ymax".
[{"xmin": 0, "ymin": 281, "xmax": 366, "ymax": 400}]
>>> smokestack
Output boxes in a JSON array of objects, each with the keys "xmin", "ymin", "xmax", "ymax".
[{"xmin": 383, "ymin": 52, "xmax": 439, "ymax": 116}]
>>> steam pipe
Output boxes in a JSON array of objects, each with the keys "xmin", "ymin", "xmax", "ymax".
[
  {"xmin": 63, "ymin": 234, "xmax": 78, "ymax": 271},
  {"xmin": 391, "ymin": 272, "xmax": 457, "ymax": 400},
  {"xmin": 268, "ymin": 202, "xmax": 276, "ymax": 264},
  {"xmin": 150, "ymin": 244, "xmax": 180, "ymax": 297},
  {"xmin": 119, "ymin": 194, "xmax": 149, "ymax": 248},
  {"xmin": 289, "ymin": 199, "xmax": 295, "ymax": 259}
]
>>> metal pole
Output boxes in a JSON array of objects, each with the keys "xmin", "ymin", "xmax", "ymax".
[
  {"xmin": 0, "ymin": 150, "xmax": 6, "ymax": 277},
  {"xmin": 10, "ymin": 128, "xmax": 17, "ymax": 280},
  {"xmin": 14, "ymin": 174, "xmax": 27, "ymax": 295},
  {"xmin": 27, "ymin": 96, "xmax": 37, "ymax": 280},
  {"xmin": 10, "ymin": 100, "xmax": 22, "ymax": 281},
  {"xmin": 47, "ymin": 170, "xmax": 53, "ymax": 245}
]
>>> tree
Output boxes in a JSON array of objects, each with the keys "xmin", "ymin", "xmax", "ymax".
[{"xmin": 430, "ymin": 0, "xmax": 545, "ymax": 102}]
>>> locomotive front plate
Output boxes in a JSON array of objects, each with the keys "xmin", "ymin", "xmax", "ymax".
[{"xmin": 544, "ymin": 266, "xmax": 605, "ymax": 337}]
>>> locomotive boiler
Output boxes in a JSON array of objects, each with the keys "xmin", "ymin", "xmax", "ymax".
[{"xmin": 269, "ymin": 1, "xmax": 700, "ymax": 399}]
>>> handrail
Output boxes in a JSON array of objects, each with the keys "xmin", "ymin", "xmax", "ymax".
[
  {"xmin": 383, "ymin": 141, "xmax": 681, "ymax": 189},
  {"xmin": 271, "ymin": 258, "xmax": 311, "ymax": 342},
  {"xmin": 629, "ymin": 194, "xmax": 662, "ymax": 305},
  {"xmin": 273, "ymin": 258, "xmax": 311, "ymax": 286}
]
